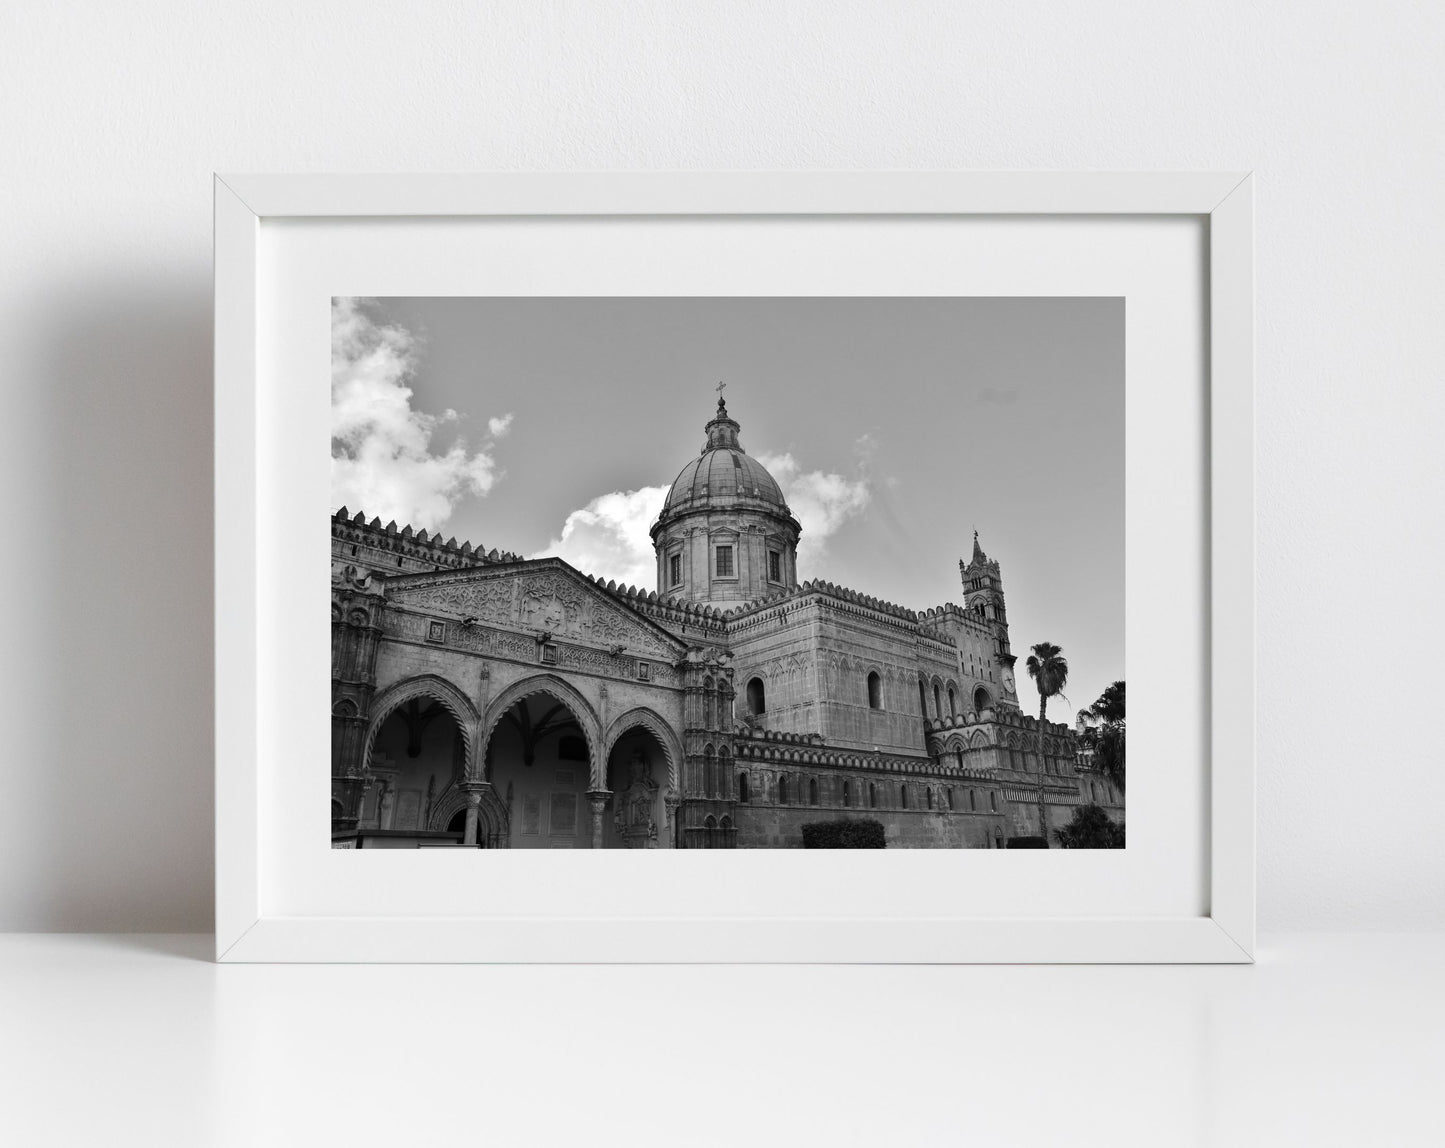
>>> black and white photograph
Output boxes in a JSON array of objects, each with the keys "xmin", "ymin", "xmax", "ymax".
[{"xmin": 331, "ymin": 296, "xmax": 1125, "ymax": 849}]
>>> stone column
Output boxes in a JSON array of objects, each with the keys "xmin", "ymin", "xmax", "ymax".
[
  {"xmin": 663, "ymin": 794, "xmax": 681, "ymax": 849},
  {"xmin": 587, "ymin": 790, "xmax": 611, "ymax": 850},
  {"xmin": 461, "ymin": 780, "xmax": 486, "ymax": 846}
]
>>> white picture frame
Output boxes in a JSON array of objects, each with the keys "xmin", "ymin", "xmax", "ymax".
[{"xmin": 215, "ymin": 172, "xmax": 1253, "ymax": 963}]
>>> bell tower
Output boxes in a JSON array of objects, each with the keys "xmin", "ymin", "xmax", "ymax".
[{"xmin": 960, "ymin": 531, "xmax": 1017, "ymax": 683}]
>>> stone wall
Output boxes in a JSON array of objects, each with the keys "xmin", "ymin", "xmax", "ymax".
[{"xmin": 735, "ymin": 805, "xmax": 1008, "ymax": 849}]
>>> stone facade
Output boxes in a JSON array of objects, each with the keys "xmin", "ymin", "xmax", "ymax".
[{"xmin": 331, "ymin": 397, "xmax": 1121, "ymax": 848}]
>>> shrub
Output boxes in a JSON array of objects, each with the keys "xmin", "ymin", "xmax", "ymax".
[
  {"xmin": 1006, "ymin": 835, "xmax": 1049, "ymax": 849},
  {"xmin": 802, "ymin": 818, "xmax": 887, "ymax": 848},
  {"xmin": 1054, "ymin": 804, "xmax": 1125, "ymax": 849}
]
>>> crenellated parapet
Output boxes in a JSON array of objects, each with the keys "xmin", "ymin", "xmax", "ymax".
[
  {"xmin": 581, "ymin": 573, "xmax": 729, "ymax": 642},
  {"xmin": 331, "ymin": 506, "xmax": 522, "ymax": 580}
]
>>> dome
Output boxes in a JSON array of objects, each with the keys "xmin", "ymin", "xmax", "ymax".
[{"xmin": 659, "ymin": 397, "xmax": 791, "ymax": 518}]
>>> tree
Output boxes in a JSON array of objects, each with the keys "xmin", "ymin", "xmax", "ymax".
[
  {"xmin": 1024, "ymin": 641, "xmax": 1069, "ymax": 848},
  {"xmin": 1054, "ymin": 804, "xmax": 1125, "ymax": 849},
  {"xmin": 1088, "ymin": 680, "xmax": 1126, "ymax": 792}
]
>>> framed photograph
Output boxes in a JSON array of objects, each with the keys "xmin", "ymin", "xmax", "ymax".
[{"xmin": 215, "ymin": 172, "xmax": 1253, "ymax": 962}]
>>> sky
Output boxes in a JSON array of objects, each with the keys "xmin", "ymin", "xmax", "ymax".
[{"xmin": 331, "ymin": 296, "xmax": 1123, "ymax": 726}]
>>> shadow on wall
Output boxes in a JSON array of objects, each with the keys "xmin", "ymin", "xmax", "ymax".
[{"xmin": 17, "ymin": 276, "xmax": 214, "ymax": 930}]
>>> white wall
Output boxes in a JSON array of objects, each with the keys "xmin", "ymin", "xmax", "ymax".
[{"xmin": 3, "ymin": 1, "xmax": 1441, "ymax": 931}]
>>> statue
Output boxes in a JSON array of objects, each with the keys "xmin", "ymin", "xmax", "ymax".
[{"xmin": 613, "ymin": 749, "xmax": 659, "ymax": 848}]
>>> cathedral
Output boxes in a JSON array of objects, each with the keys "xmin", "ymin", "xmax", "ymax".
[{"xmin": 331, "ymin": 396, "xmax": 1122, "ymax": 848}]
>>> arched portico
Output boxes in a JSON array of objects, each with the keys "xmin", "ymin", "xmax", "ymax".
[
  {"xmin": 601, "ymin": 709, "xmax": 681, "ymax": 849},
  {"xmin": 480, "ymin": 673, "xmax": 606, "ymax": 849},
  {"xmin": 604, "ymin": 707, "xmax": 684, "ymax": 792},
  {"xmin": 478, "ymin": 673, "xmax": 603, "ymax": 785},
  {"xmin": 358, "ymin": 675, "xmax": 481, "ymax": 833},
  {"xmin": 362, "ymin": 674, "xmax": 481, "ymax": 776}
]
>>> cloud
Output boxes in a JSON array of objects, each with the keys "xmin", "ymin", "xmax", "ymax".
[
  {"xmin": 757, "ymin": 444, "xmax": 872, "ymax": 573},
  {"xmin": 331, "ymin": 298, "xmax": 511, "ymax": 531},
  {"xmin": 534, "ymin": 485, "xmax": 669, "ymax": 589},
  {"xmin": 535, "ymin": 442, "xmax": 872, "ymax": 589}
]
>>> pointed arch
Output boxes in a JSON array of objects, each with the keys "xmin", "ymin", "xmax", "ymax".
[
  {"xmin": 604, "ymin": 706, "xmax": 686, "ymax": 793},
  {"xmin": 427, "ymin": 781, "xmax": 511, "ymax": 843},
  {"xmin": 478, "ymin": 673, "xmax": 603, "ymax": 787},
  {"xmin": 363, "ymin": 674, "xmax": 480, "ymax": 776}
]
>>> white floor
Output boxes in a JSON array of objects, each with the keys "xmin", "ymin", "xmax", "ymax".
[{"xmin": 2, "ymin": 932, "xmax": 1439, "ymax": 1147}]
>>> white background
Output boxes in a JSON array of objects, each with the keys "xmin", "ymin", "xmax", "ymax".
[{"xmin": 2, "ymin": 1, "xmax": 1442, "ymax": 935}]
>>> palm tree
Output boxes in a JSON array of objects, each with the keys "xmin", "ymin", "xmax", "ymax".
[
  {"xmin": 1087, "ymin": 680, "xmax": 1126, "ymax": 792},
  {"xmin": 1025, "ymin": 642, "xmax": 1069, "ymax": 847}
]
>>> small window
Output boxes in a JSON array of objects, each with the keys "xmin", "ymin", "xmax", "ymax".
[
  {"xmin": 738, "ymin": 771, "xmax": 749, "ymax": 802},
  {"xmin": 926, "ymin": 787, "xmax": 934, "ymax": 810},
  {"xmin": 778, "ymin": 775, "xmax": 789, "ymax": 805},
  {"xmin": 809, "ymin": 778, "xmax": 818, "ymax": 805},
  {"xmin": 969, "ymin": 789, "xmax": 977, "ymax": 811},
  {"xmin": 869, "ymin": 782, "xmax": 877, "ymax": 808},
  {"xmin": 990, "ymin": 792, "xmax": 998, "ymax": 812},
  {"xmin": 900, "ymin": 785, "xmax": 908, "ymax": 810},
  {"xmin": 703, "ymin": 747, "xmax": 716, "ymax": 797},
  {"xmin": 933, "ymin": 682, "xmax": 942, "ymax": 718},
  {"xmin": 768, "ymin": 550, "xmax": 782, "ymax": 582},
  {"xmin": 746, "ymin": 677, "xmax": 766, "ymax": 715},
  {"xmin": 946, "ymin": 788, "xmax": 955, "ymax": 811},
  {"xmin": 867, "ymin": 671, "xmax": 882, "ymax": 710},
  {"xmin": 843, "ymin": 779, "xmax": 851, "ymax": 807},
  {"xmin": 715, "ymin": 545, "xmax": 734, "ymax": 577},
  {"xmin": 669, "ymin": 553, "xmax": 682, "ymax": 586},
  {"xmin": 948, "ymin": 687, "xmax": 957, "ymax": 718}
]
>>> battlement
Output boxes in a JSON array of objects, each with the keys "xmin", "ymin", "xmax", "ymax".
[
  {"xmin": 331, "ymin": 507, "xmax": 522, "ymax": 576},
  {"xmin": 583, "ymin": 573, "xmax": 729, "ymax": 636},
  {"xmin": 723, "ymin": 578, "xmax": 920, "ymax": 625}
]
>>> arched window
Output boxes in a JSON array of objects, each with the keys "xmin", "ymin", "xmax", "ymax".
[
  {"xmin": 974, "ymin": 686, "xmax": 991, "ymax": 712},
  {"xmin": 926, "ymin": 787, "xmax": 934, "ymax": 810},
  {"xmin": 933, "ymin": 681, "xmax": 942, "ymax": 718},
  {"xmin": 703, "ymin": 745, "xmax": 716, "ymax": 797},
  {"xmin": 990, "ymin": 791, "xmax": 998, "ymax": 812},
  {"xmin": 778, "ymin": 774, "xmax": 789, "ymax": 805},
  {"xmin": 747, "ymin": 676, "xmax": 766, "ymax": 715},
  {"xmin": 969, "ymin": 789, "xmax": 977, "ymax": 811},
  {"xmin": 947, "ymin": 686, "xmax": 957, "ymax": 718},
  {"xmin": 718, "ymin": 747, "xmax": 731, "ymax": 796},
  {"xmin": 809, "ymin": 777, "xmax": 819, "ymax": 805},
  {"xmin": 869, "ymin": 782, "xmax": 878, "ymax": 808},
  {"xmin": 918, "ymin": 679, "xmax": 929, "ymax": 717},
  {"xmin": 867, "ymin": 671, "xmax": 882, "ymax": 710},
  {"xmin": 738, "ymin": 771, "xmax": 750, "ymax": 802},
  {"xmin": 703, "ymin": 814, "xmax": 717, "ymax": 849},
  {"xmin": 842, "ymin": 779, "xmax": 852, "ymax": 807},
  {"xmin": 900, "ymin": 784, "xmax": 909, "ymax": 810}
]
